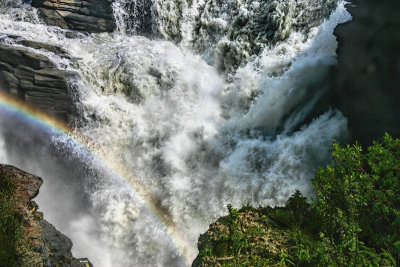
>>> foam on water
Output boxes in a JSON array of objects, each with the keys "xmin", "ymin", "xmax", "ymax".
[{"xmin": 0, "ymin": 0, "xmax": 351, "ymax": 266}]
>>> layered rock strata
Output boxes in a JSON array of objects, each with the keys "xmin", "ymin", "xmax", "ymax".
[
  {"xmin": 0, "ymin": 36, "xmax": 75, "ymax": 121},
  {"xmin": 31, "ymin": 0, "xmax": 115, "ymax": 32},
  {"xmin": 0, "ymin": 164, "xmax": 92, "ymax": 267}
]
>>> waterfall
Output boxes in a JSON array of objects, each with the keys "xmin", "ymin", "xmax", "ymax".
[
  {"xmin": 113, "ymin": 0, "xmax": 157, "ymax": 36},
  {"xmin": 0, "ymin": 0, "xmax": 351, "ymax": 266}
]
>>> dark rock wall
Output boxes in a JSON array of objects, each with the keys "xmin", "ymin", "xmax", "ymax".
[
  {"xmin": 0, "ymin": 0, "xmax": 116, "ymax": 121},
  {"xmin": 0, "ymin": 164, "xmax": 92, "ymax": 267},
  {"xmin": 32, "ymin": 0, "xmax": 115, "ymax": 32},
  {"xmin": 329, "ymin": 0, "xmax": 400, "ymax": 145},
  {"xmin": 0, "ymin": 38, "xmax": 75, "ymax": 121}
]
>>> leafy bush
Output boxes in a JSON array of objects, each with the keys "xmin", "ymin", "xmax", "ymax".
[{"xmin": 311, "ymin": 133, "xmax": 399, "ymax": 265}]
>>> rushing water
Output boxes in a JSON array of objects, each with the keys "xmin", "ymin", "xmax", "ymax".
[{"xmin": 0, "ymin": 0, "xmax": 351, "ymax": 266}]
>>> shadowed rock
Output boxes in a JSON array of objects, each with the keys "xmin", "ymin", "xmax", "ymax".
[
  {"xmin": 0, "ymin": 36, "xmax": 76, "ymax": 121},
  {"xmin": 32, "ymin": 0, "xmax": 115, "ymax": 32},
  {"xmin": 329, "ymin": 0, "xmax": 400, "ymax": 145},
  {"xmin": 0, "ymin": 164, "xmax": 93, "ymax": 267}
]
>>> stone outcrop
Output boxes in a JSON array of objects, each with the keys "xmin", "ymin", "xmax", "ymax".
[
  {"xmin": 32, "ymin": 0, "xmax": 115, "ymax": 33},
  {"xmin": 328, "ymin": 0, "xmax": 400, "ymax": 145},
  {"xmin": 192, "ymin": 207, "xmax": 294, "ymax": 267},
  {"xmin": 0, "ymin": 36, "xmax": 75, "ymax": 121},
  {"xmin": 0, "ymin": 164, "xmax": 92, "ymax": 267}
]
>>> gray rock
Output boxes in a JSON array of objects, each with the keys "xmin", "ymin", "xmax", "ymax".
[
  {"xmin": 40, "ymin": 220, "xmax": 93, "ymax": 267},
  {"xmin": 0, "ymin": 38, "xmax": 76, "ymax": 121},
  {"xmin": 32, "ymin": 0, "xmax": 115, "ymax": 32},
  {"xmin": 40, "ymin": 220, "xmax": 73, "ymax": 266}
]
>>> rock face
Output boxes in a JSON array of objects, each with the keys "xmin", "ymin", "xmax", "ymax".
[
  {"xmin": 0, "ymin": 164, "xmax": 92, "ymax": 267},
  {"xmin": 328, "ymin": 0, "xmax": 400, "ymax": 145},
  {"xmin": 0, "ymin": 36, "xmax": 75, "ymax": 121},
  {"xmin": 32, "ymin": 0, "xmax": 115, "ymax": 32}
]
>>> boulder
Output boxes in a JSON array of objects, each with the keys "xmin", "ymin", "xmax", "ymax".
[{"xmin": 32, "ymin": 0, "xmax": 115, "ymax": 32}]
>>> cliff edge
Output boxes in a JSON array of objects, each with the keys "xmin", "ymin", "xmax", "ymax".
[{"xmin": 0, "ymin": 164, "xmax": 92, "ymax": 267}]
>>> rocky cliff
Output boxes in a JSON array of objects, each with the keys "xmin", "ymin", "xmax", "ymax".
[
  {"xmin": 0, "ymin": 164, "xmax": 92, "ymax": 267},
  {"xmin": 328, "ymin": 0, "xmax": 400, "ymax": 145},
  {"xmin": 0, "ymin": 0, "xmax": 116, "ymax": 120},
  {"xmin": 0, "ymin": 35, "xmax": 76, "ymax": 121},
  {"xmin": 31, "ymin": 0, "xmax": 114, "ymax": 33}
]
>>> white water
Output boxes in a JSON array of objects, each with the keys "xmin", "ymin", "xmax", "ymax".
[{"xmin": 0, "ymin": 0, "xmax": 351, "ymax": 266}]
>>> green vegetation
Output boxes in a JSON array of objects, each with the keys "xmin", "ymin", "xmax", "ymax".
[
  {"xmin": 0, "ymin": 171, "xmax": 24, "ymax": 266},
  {"xmin": 309, "ymin": 133, "xmax": 399, "ymax": 266},
  {"xmin": 194, "ymin": 134, "xmax": 400, "ymax": 266}
]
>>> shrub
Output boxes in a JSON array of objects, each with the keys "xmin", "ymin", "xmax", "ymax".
[
  {"xmin": 195, "ymin": 134, "xmax": 400, "ymax": 266},
  {"xmin": 312, "ymin": 133, "xmax": 399, "ymax": 265}
]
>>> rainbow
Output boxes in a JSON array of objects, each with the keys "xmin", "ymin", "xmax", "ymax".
[{"xmin": 0, "ymin": 91, "xmax": 191, "ymax": 263}]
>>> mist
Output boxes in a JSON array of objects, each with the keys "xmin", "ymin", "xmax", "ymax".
[{"xmin": 0, "ymin": 0, "xmax": 352, "ymax": 266}]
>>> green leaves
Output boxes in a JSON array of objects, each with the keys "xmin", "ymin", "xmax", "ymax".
[
  {"xmin": 194, "ymin": 134, "xmax": 400, "ymax": 266},
  {"xmin": 312, "ymin": 133, "xmax": 400, "ymax": 265}
]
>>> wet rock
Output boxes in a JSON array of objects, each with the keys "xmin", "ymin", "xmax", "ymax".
[
  {"xmin": 0, "ymin": 164, "xmax": 93, "ymax": 267},
  {"xmin": 0, "ymin": 37, "xmax": 76, "ymax": 121},
  {"xmin": 32, "ymin": 0, "xmax": 115, "ymax": 32}
]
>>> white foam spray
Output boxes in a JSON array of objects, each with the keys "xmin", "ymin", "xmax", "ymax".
[{"xmin": 0, "ymin": 0, "xmax": 351, "ymax": 266}]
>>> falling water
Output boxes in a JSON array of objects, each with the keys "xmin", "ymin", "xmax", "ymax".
[{"xmin": 0, "ymin": 0, "xmax": 351, "ymax": 266}]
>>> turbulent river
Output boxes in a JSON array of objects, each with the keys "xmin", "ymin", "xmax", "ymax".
[{"xmin": 0, "ymin": 0, "xmax": 351, "ymax": 266}]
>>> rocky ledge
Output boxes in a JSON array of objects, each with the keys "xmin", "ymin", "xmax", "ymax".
[
  {"xmin": 32, "ymin": 0, "xmax": 115, "ymax": 33},
  {"xmin": 0, "ymin": 164, "xmax": 92, "ymax": 267},
  {"xmin": 192, "ymin": 206, "xmax": 295, "ymax": 267},
  {"xmin": 0, "ymin": 35, "xmax": 76, "ymax": 121}
]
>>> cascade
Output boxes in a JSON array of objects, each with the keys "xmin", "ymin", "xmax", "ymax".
[
  {"xmin": 0, "ymin": 0, "xmax": 351, "ymax": 266},
  {"xmin": 113, "ymin": 0, "xmax": 156, "ymax": 36}
]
